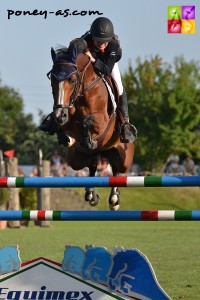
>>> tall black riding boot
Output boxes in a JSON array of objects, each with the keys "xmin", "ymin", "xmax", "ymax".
[{"xmin": 119, "ymin": 92, "xmax": 137, "ymax": 143}]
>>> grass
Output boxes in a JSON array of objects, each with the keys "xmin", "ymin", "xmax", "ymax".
[{"xmin": 1, "ymin": 186, "xmax": 200, "ymax": 299}]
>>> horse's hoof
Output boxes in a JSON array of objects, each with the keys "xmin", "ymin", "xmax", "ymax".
[
  {"xmin": 85, "ymin": 191, "xmax": 93, "ymax": 202},
  {"xmin": 85, "ymin": 190, "xmax": 100, "ymax": 206},
  {"xmin": 89, "ymin": 194, "xmax": 100, "ymax": 206},
  {"xmin": 109, "ymin": 189, "xmax": 120, "ymax": 211},
  {"xmin": 109, "ymin": 203, "xmax": 120, "ymax": 211}
]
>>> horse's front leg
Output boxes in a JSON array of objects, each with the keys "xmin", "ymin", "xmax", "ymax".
[
  {"xmin": 85, "ymin": 163, "xmax": 100, "ymax": 207},
  {"xmin": 109, "ymin": 170, "xmax": 120, "ymax": 211},
  {"xmin": 80, "ymin": 116, "xmax": 97, "ymax": 150}
]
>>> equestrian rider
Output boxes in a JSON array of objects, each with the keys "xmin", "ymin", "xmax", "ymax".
[{"xmin": 39, "ymin": 17, "xmax": 137, "ymax": 146}]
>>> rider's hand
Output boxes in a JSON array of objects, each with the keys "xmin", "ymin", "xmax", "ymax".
[{"xmin": 85, "ymin": 51, "xmax": 96, "ymax": 63}]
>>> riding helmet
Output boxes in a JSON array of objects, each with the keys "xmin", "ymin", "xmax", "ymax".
[{"xmin": 90, "ymin": 17, "xmax": 114, "ymax": 42}]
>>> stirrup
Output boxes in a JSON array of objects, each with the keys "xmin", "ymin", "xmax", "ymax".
[
  {"xmin": 38, "ymin": 113, "xmax": 56, "ymax": 135},
  {"xmin": 120, "ymin": 123, "xmax": 138, "ymax": 143},
  {"xmin": 129, "ymin": 123, "xmax": 138, "ymax": 139}
]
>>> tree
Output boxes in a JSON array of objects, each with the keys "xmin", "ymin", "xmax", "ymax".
[
  {"xmin": 0, "ymin": 83, "xmax": 37, "ymax": 161},
  {"xmin": 0, "ymin": 81, "xmax": 64, "ymax": 164},
  {"xmin": 123, "ymin": 55, "xmax": 200, "ymax": 171}
]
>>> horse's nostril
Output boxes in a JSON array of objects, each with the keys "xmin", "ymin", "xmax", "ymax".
[{"xmin": 55, "ymin": 108, "xmax": 63, "ymax": 119}]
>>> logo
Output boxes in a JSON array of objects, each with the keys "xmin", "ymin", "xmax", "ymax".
[
  {"xmin": 0, "ymin": 246, "xmax": 21, "ymax": 275},
  {"xmin": 0, "ymin": 245, "xmax": 171, "ymax": 299},
  {"xmin": 62, "ymin": 245, "xmax": 171, "ymax": 299},
  {"xmin": 168, "ymin": 6, "xmax": 195, "ymax": 34}
]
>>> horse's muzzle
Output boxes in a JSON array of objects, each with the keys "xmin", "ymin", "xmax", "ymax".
[{"xmin": 55, "ymin": 107, "xmax": 69, "ymax": 125}]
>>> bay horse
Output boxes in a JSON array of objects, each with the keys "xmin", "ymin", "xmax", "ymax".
[{"xmin": 49, "ymin": 38, "xmax": 134, "ymax": 210}]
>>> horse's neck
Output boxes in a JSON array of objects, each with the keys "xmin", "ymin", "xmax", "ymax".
[
  {"xmin": 76, "ymin": 53, "xmax": 109, "ymax": 125},
  {"xmin": 77, "ymin": 54, "xmax": 97, "ymax": 83},
  {"xmin": 77, "ymin": 53, "xmax": 89, "ymax": 71}
]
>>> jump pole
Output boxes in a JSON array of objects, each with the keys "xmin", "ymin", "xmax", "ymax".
[
  {"xmin": 0, "ymin": 210, "xmax": 200, "ymax": 221},
  {"xmin": 0, "ymin": 176, "xmax": 200, "ymax": 188}
]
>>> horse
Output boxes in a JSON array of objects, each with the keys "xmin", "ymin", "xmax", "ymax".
[{"xmin": 48, "ymin": 38, "xmax": 134, "ymax": 210}]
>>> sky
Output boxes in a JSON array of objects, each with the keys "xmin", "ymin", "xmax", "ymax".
[{"xmin": 0, "ymin": 0, "xmax": 199, "ymax": 124}]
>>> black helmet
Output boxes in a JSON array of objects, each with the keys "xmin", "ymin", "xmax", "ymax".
[{"xmin": 90, "ymin": 17, "xmax": 114, "ymax": 42}]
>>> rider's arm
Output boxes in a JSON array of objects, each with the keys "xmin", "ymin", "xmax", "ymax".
[{"xmin": 93, "ymin": 40, "xmax": 122, "ymax": 76}]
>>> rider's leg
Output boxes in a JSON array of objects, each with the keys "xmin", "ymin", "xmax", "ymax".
[
  {"xmin": 119, "ymin": 91, "xmax": 137, "ymax": 142},
  {"xmin": 111, "ymin": 63, "xmax": 137, "ymax": 143}
]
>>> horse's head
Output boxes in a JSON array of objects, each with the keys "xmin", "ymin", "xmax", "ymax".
[
  {"xmin": 51, "ymin": 65, "xmax": 78, "ymax": 125},
  {"xmin": 49, "ymin": 39, "xmax": 88, "ymax": 126}
]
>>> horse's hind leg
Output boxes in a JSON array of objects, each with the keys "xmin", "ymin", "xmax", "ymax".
[
  {"xmin": 109, "ymin": 187, "xmax": 120, "ymax": 211},
  {"xmin": 109, "ymin": 170, "xmax": 120, "ymax": 211},
  {"xmin": 85, "ymin": 163, "xmax": 100, "ymax": 207}
]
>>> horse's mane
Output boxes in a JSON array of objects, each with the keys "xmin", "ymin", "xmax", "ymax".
[
  {"xmin": 53, "ymin": 38, "xmax": 88, "ymax": 63},
  {"xmin": 68, "ymin": 38, "xmax": 88, "ymax": 54}
]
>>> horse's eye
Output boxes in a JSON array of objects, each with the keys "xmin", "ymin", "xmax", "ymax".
[{"xmin": 69, "ymin": 78, "xmax": 76, "ymax": 85}]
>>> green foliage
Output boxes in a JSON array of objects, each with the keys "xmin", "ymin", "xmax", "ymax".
[
  {"xmin": 0, "ymin": 81, "xmax": 63, "ymax": 164},
  {"xmin": 19, "ymin": 188, "xmax": 37, "ymax": 210},
  {"xmin": 123, "ymin": 55, "xmax": 200, "ymax": 171}
]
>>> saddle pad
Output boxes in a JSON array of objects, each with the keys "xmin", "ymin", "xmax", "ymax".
[{"xmin": 103, "ymin": 78, "xmax": 117, "ymax": 112}]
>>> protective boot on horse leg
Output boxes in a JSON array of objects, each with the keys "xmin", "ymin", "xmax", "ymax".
[{"xmin": 38, "ymin": 113, "xmax": 70, "ymax": 147}]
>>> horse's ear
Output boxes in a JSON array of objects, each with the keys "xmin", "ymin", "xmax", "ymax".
[
  {"xmin": 70, "ymin": 44, "xmax": 77, "ymax": 64},
  {"xmin": 51, "ymin": 47, "xmax": 58, "ymax": 63}
]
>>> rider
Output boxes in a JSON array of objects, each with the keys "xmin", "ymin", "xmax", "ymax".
[{"xmin": 39, "ymin": 17, "xmax": 137, "ymax": 146}]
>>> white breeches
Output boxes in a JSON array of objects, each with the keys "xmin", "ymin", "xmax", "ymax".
[{"xmin": 111, "ymin": 63, "xmax": 123, "ymax": 96}]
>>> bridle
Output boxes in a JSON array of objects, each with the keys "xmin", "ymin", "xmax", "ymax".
[{"xmin": 48, "ymin": 56, "xmax": 102, "ymax": 111}]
